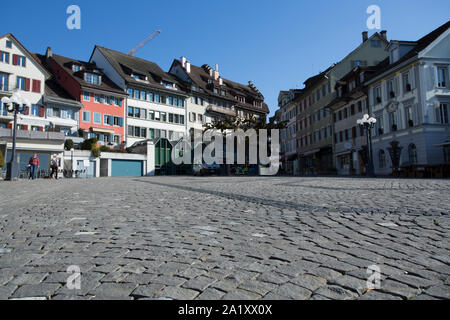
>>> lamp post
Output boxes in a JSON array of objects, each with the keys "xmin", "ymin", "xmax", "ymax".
[
  {"xmin": 357, "ymin": 114, "xmax": 377, "ymax": 177},
  {"xmin": 1, "ymin": 92, "xmax": 31, "ymax": 181},
  {"xmin": 70, "ymin": 148, "xmax": 75, "ymax": 178}
]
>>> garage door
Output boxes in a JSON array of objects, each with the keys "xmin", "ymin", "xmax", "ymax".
[{"xmin": 111, "ymin": 160, "xmax": 143, "ymax": 177}]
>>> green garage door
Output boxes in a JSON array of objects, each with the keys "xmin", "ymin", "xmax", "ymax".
[{"xmin": 111, "ymin": 160, "xmax": 143, "ymax": 177}]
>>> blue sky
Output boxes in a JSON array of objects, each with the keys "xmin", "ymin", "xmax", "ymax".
[{"xmin": 2, "ymin": 0, "xmax": 449, "ymax": 116}]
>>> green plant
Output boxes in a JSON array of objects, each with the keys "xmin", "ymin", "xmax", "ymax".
[
  {"xmin": 64, "ymin": 139, "xmax": 74, "ymax": 151},
  {"xmin": 126, "ymin": 147, "xmax": 133, "ymax": 153},
  {"xmin": 77, "ymin": 128, "xmax": 84, "ymax": 138},
  {"xmin": 81, "ymin": 138, "xmax": 98, "ymax": 151},
  {"xmin": 91, "ymin": 145, "xmax": 101, "ymax": 158},
  {"xmin": 100, "ymin": 145, "xmax": 111, "ymax": 152},
  {"xmin": 0, "ymin": 150, "xmax": 5, "ymax": 168}
]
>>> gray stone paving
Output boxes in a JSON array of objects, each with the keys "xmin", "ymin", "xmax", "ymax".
[{"xmin": 0, "ymin": 176, "xmax": 449, "ymax": 300}]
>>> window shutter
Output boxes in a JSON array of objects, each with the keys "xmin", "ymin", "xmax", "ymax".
[
  {"xmin": 12, "ymin": 54, "xmax": 18, "ymax": 65},
  {"xmin": 39, "ymin": 106, "xmax": 45, "ymax": 117},
  {"xmin": 32, "ymin": 80, "xmax": 41, "ymax": 93},
  {"xmin": 25, "ymin": 78, "xmax": 30, "ymax": 91},
  {"xmin": 119, "ymin": 117, "xmax": 123, "ymax": 127}
]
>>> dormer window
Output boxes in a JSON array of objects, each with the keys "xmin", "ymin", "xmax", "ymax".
[
  {"xmin": 85, "ymin": 73, "xmax": 100, "ymax": 85},
  {"xmin": 162, "ymin": 81, "xmax": 174, "ymax": 89},
  {"xmin": 6, "ymin": 40, "xmax": 12, "ymax": 49},
  {"xmin": 390, "ymin": 47, "xmax": 399, "ymax": 64},
  {"xmin": 73, "ymin": 64, "xmax": 81, "ymax": 72},
  {"xmin": 221, "ymin": 90, "xmax": 226, "ymax": 96},
  {"xmin": 213, "ymin": 88, "xmax": 219, "ymax": 94},
  {"xmin": 359, "ymin": 73, "xmax": 365, "ymax": 83}
]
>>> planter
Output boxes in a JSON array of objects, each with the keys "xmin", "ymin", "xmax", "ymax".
[
  {"xmin": 406, "ymin": 84, "xmax": 412, "ymax": 92},
  {"xmin": 392, "ymin": 124, "xmax": 398, "ymax": 132},
  {"xmin": 408, "ymin": 119, "xmax": 414, "ymax": 128},
  {"xmin": 390, "ymin": 91, "xmax": 396, "ymax": 98},
  {"xmin": 376, "ymin": 97, "xmax": 382, "ymax": 104}
]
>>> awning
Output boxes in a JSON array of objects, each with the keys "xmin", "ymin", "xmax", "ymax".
[
  {"xmin": 301, "ymin": 149, "xmax": 320, "ymax": 157},
  {"xmin": 434, "ymin": 141, "xmax": 450, "ymax": 147},
  {"xmin": 91, "ymin": 127, "xmax": 115, "ymax": 134}
]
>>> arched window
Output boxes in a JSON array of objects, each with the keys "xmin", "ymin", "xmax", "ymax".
[
  {"xmin": 409, "ymin": 144, "xmax": 418, "ymax": 164},
  {"xmin": 379, "ymin": 150, "xmax": 386, "ymax": 168}
]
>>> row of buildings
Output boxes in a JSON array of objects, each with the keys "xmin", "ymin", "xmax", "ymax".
[
  {"xmin": 0, "ymin": 33, "xmax": 269, "ymax": 177},
  {"xmin": 276, "ymin": 21, "xmax": 450, "ymax": 177}
]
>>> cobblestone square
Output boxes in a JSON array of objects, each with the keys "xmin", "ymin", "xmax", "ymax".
[{"xmin": 0, "ymin": 176, "xmax": 449, "ymax": 300}]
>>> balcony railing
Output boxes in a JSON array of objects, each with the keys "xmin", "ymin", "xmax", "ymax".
[
  {"xmin": 206, "ymin": 104, "xmax": 236, "ymax": 117},
  {"xmin": 0, "ymin": 128, "xmax": 65, "ymax": 141}
]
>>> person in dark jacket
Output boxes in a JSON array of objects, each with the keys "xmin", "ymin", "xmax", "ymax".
[
  {"xmin": 29, "ymin": 154, "xmax": 40, "ymax": 180},
  {"xmin": 50, "ymin": 155, "xmax": 59, "ymax": 180}
]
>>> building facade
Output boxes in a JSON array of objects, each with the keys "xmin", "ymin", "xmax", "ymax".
[
  {"xmin": 48, "ymin": 49, "xmax": 127, "ymax": 147},
  {"xmin": 367, "ymin": 22, "xmax": 450, "ymax": 175},
  {"xmin": 90, "ymin": 46, "xmax": 188, "ymax": 147}
]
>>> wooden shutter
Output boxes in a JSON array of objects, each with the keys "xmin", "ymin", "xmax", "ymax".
[
  {"xmin": 32, "ymin": 80, "xmax": 41, "ymax": 93},
  {"xmin": 39, "ymin": 106, "xmax": 45, "ymax": 117},
  {"xmin": 12, "ymin": 54, "xmax": 18, "ymax": 65},
  {"xmin": 25, "ymin": 78, "xmax": 30, "ymax": 91}
]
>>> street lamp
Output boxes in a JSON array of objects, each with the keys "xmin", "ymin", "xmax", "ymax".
[
  {"xmin": 357, "ymin": 114, "xmax": 377, "ymax": 177},
  {"xmin": 1, "ymin": 91, "xmax": 31, "ymax": 181}
]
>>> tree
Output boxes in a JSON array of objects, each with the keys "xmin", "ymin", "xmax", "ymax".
[
  {"xmin": 0, "ymin": 150, "xmax": 4, "ymax": 168},
  {"xmin": 64, "ymin": 139, "xmax": 74, "ymax": 151}
]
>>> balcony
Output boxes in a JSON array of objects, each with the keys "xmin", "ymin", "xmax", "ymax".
[
  {"xmin": 0, "ymin": 128, "xmax": 65, "ymax": 142},
  {"xmin": 206, "ymin": 105, "xmax": 236, "ymax": 117}
]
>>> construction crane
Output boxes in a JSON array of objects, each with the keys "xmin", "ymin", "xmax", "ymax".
[{"xmin": 128, "ymin": 30, "xmax": 162, "ymax": 56}]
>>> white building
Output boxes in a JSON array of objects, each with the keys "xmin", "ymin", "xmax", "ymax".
[
  {"xmin": 366, "ymin": 22, "xmax": 450, "ymax": 176},
  {"xmin": 0, "ymin": 34, "xmax": 81, "ymax": 175}
]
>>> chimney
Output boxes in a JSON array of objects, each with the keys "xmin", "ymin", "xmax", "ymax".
[
  {"xmin": 362, "ymin": 31, "xmax": 368, "ymax": 42},
  {"xmin": 180, "ymin": 56, "xmax": 187, "ymax": 68},
  {"xmin": 46, "ymin": 47, "xmax": 53, "ymax": 58},
  {"xmin": 380, "ymin": 30, "xmax": 387, "ymax": 41},
  {"xmin": 213, "ymin": 64, "xmax": 220, "ymax": 80},
  {"xmin": 185, "ymin": 61, "xmax": 191, "ymax": 74}
]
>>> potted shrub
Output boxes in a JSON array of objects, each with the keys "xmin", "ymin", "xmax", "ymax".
[
  {"xmin": 408, "ymin": 119, "xmax": 414, "ymax": 127},
  {"xmin": 378, "ymin": 128, "xmax": 384, "ymax": 135},
  {"xmin": 64, "ymin": 139, "xmax": 74, "ymax": 151},
  {"xmin": 392, "ymin": 124, "xmax": 398, "ymax": 132},
  {"xmin": 0, "ymin": 150, "xmax": 4, "ymax": 168},
  {"xmin": 390, "ymin": 91, "xmax": 396, "ymax": 98},
  {"xmin": 376, "ymin": 97, "xmax": 382, "ymax": 103}
]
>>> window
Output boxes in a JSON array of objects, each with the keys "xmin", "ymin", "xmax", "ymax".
[
  {"xmin": 374, "ymin": 86, "xmax": 382, "ymax": 103},
  {"xmin": 408, "ymin": 144, "xmax": 418, "ymax": 164},
  {"xmin": 6, "ymin": 40, "xmax": 12, "ymax": 48},
  {"xmin": 437, "ymin": 67, "xmax": 447, "ymax": 88},
  {"xmin": 444, "ymin": 146, "xmax": 450, "ymax": 163},
  {"xmin": 127, "ymin": 88, "xmax": 133, "ymax": 98},
  {"xmin": 94, "ymin": 94, "xmax": 103, "ymax": 103},
  {"xmin": 371, "ymin": 40, "xmax": 382, "ymax": 48},
  {"xmin": 168, "ymin": 96, "xmax": 173, "ymax": 105},
  {"xmin": 180, "ymin": 115, "xmax": 185, "ymax": 124},
  {"xmin": 436, "ymin": 103, "xmax": 449, "ymax": 124},
  {"xmin": 85, "ymin": 73, "xmax": 99, "ymax": 85},
  {"xmin": 0, "ymin": 73, "xmax": 8, "ymax": 91},
  {"xmin": 375, "ymin": 114, "xmax": 384, "ymax": 136},
  {"xmin": 154, "ymin": 111, "xmax": 161, "ymax": 121},
  {"xmin": 15, "ymin": 55, "xmax": 26, "ymax": 67},
  {"xmin": 134, "ymin": 107, "xmax": 141, "ymax": 118},
  {"xmin": 402, "ymin": 72, "xmax": 411, "ymax": 93},
  {"xmin": 389, "ymin": 111, "xmax": 398, "ymax": 131},
  {"xmin": 128, "ymin": 106, "xmax": 134, "ymax": 117},
  {"xmin": 379, "ymin": 150, "xmax": 386, "ymax": 168},
  {"xmin": 93, "ymin": 112, "xmax": 101, "ymax": 124},
  {"xmin": 221, "ymin": 90, "xmax": 226, "ymax": 96},
  {"xmin": 155, "ymin": 94, "xmax": 160, "ymax": 103},
  {"xmin": 114, "ymin": 98, "xmax": 122, "ymax": 107},
  {"xmin": 82, "ymin": 111, "xmax": 91, "ymax": 122},
  {"xmin": 149, "ymin": 128, "xmax": 155, "ymax": 139},
  {"xmin": 31, "ymin": 105, "xmax": 39, "ymax": 116},
  {"xmin": 73, "ymin": 64, "xmax": 80, "ymax": 72},
  {"xmin": 161, "ymin": 112, "xmax": 167, "ymax": 122},
  {"xmin": 149, "ymin": 110, "xmax": 155, "ymax": 121},
  {"xmin": 140, "ymin": 90, "xmax": 146, "ymax": 100},
  {"xmin": 405, "ymin": 106, "xmax": 414, "ymax": 127},
  {"xmin": 0, "ymin": 51, "xmax": 9, "ymax": 64},
  {"xmin": 168, "ymin": 113, "xmax": 174, "ymax": 123},
  {"xmin": 174, "ymin": 114, "xmax": 179, "ymax": 124},
  {"xmin": 387, "ymin": 79, "xmax": 396, "ymax": 98},
  {"xmin": 16, "ymin": 77, "xmax": 26, "ymax": 90},
  {"xmin": 83, "ymin": 91, "xmax": 90, "ymax": 101},
  {"xmin": 352, "ymin": 60, "xmax": 366, "ymax": 67}
]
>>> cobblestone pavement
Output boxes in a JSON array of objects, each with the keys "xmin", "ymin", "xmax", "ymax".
[{"xmin": 0, "ymin": 176, "xmax": 449, "ymax": 300}]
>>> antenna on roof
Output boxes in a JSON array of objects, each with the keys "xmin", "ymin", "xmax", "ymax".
[{"xmin": 128, "ymin": 30, "xmax": 162, "ymax": 56}]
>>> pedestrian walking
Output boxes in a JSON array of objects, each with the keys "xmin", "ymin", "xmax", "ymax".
[
  {"xmin": 50, "ymin": 155, "xmax": 59, "ymax": 180},
  {"xmin": 28, "ymin": 154, "xmax": 40, "ymax": 180}
]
